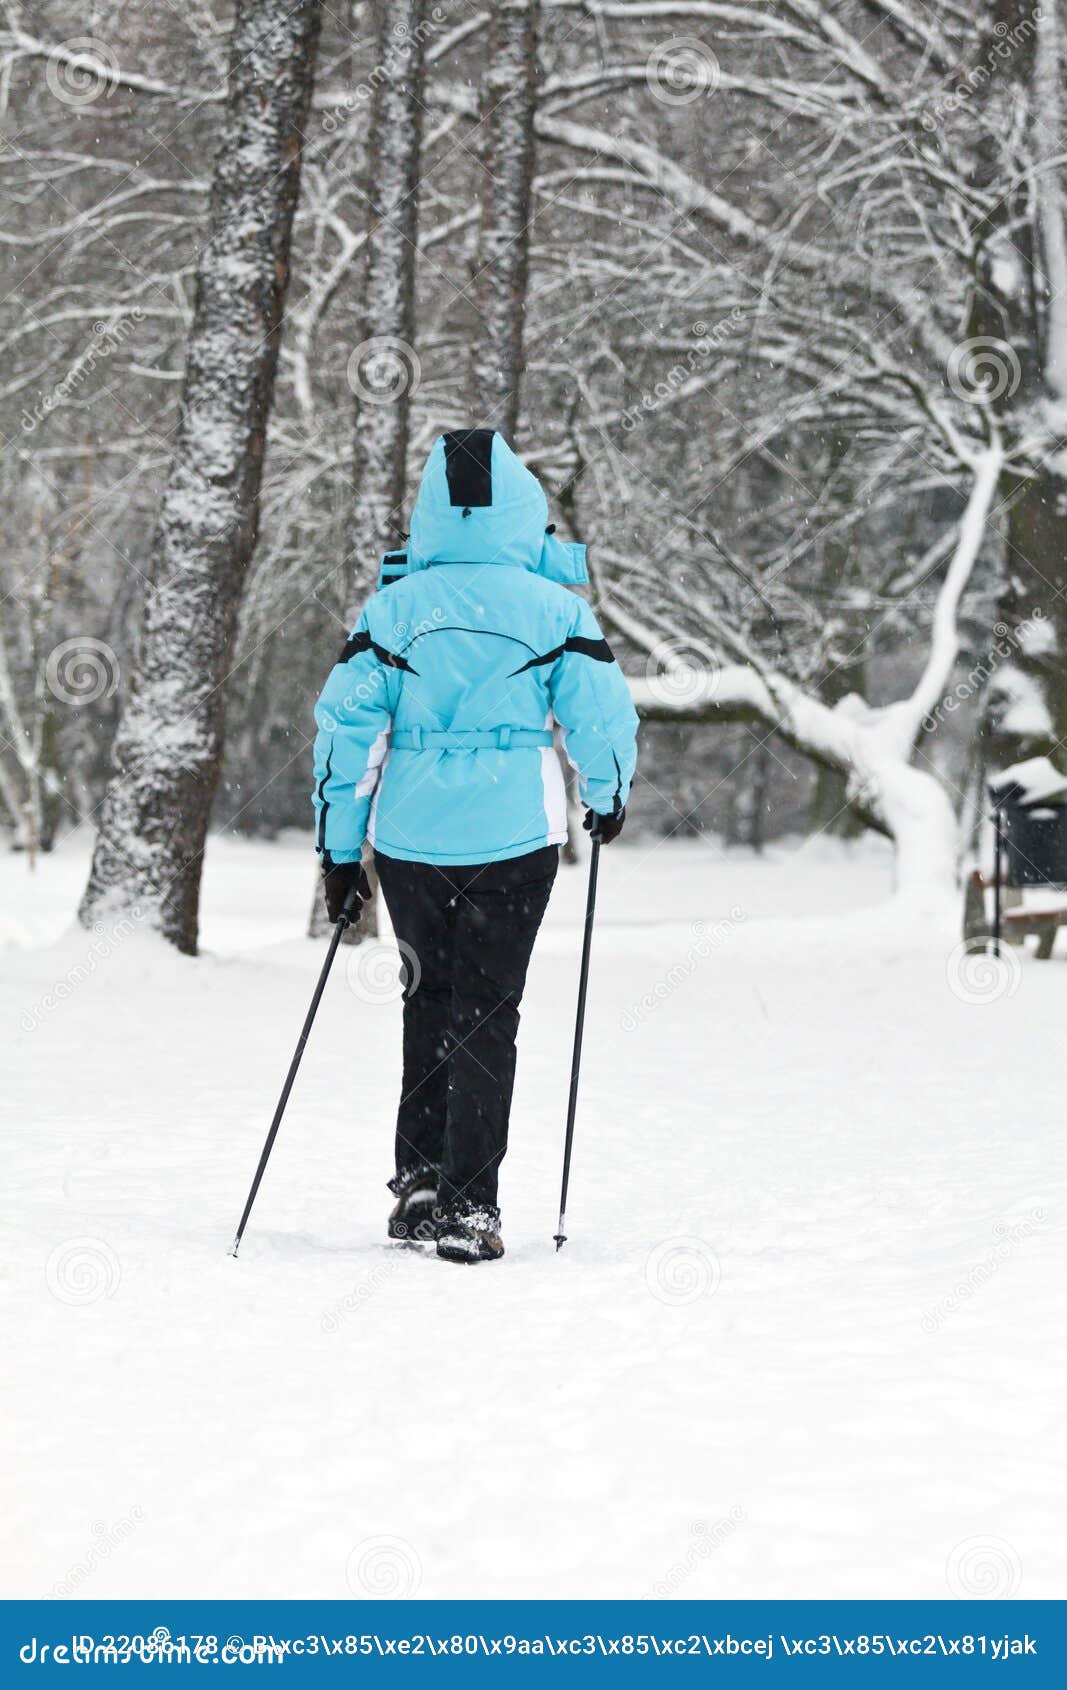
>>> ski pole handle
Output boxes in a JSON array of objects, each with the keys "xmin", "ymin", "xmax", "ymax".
[{"xmin": 339, "ymin": 881, "xmax": 363, "ymax": 928}]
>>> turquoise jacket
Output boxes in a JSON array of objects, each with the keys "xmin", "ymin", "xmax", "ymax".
[{"xmin": 312, "ymin": 430, "xmax": 639, "ymax": 866}]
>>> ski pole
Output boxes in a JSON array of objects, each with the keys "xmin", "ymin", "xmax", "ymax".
[
  {"xmin": 229, "ymin": 883, "xmax": 362, "ymax": 1257},
  {"xmin": 992, "ymin": 801, "xmax": 1004, "ymax": 960},
  {"xmin": 553, "ymin": 835, "xmax": 601, "ymax": 1251}
]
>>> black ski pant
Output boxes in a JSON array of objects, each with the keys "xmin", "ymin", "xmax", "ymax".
[{"xmin": 374, "ymin": 846, "xmax": 558, "ymax": 1212}]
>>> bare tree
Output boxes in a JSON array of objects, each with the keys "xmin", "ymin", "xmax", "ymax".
[
  {"xmin": 79, "ymin": 0, "xmax": 324, "ymax": 952},
  {"xmin": 10, "ymin": 0, "xmax": 1066, "ymax": 887},
  {"xmin": 623, "ymin": 445, "xmax": 1006, "ymax": 903}
]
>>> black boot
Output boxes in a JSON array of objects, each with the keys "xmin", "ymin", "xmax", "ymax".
[
  {"xmin": 435, "ymin": 1200, "xmax": 505, "ymax": 1264},
  {"xmin": 387, "ymin": 1167, "xmax": 439, "ymax": 1243}
]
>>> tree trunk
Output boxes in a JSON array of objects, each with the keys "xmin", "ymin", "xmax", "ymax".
[
  {"xmin": 310, "ymin": 0, "xmax": 427, "ymax": 942},
  {"xmin": 987, "ymin": 474, "xmax": 1067, "ymax": 764},
  {"xmin": 744, "ymin": 740, "xmax": 771, "ymax": 854},
  {"xmin": 79, "ymin": 0, "xmax": 323, "ymax": 953},
  {"xmin": 972, "ymin": 2, "xmax": 1067, "ymax": 767},
  {"xmin": 807, "ymin": 440, "xmax": 867, "ymax": 839},
  {"xmin": 470, "ymin": 0, "xmax": 539, "ymax": 439},
  {"xmin": 346, "ymin": 0, "xmax": 427, "ymax": 576}
]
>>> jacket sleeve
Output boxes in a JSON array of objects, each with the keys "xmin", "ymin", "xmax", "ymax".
[
  {"xmin": 549, "ymin": 595, "xmax": 639, "ymax": 816},
  {"xmin": 311, "ymin": 604, "xmax": 394, "ymax": 862}
]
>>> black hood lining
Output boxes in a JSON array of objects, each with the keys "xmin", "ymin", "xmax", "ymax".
[{"xmin": 443, "ymin": 429, "xmax": 495, "ymax": 507}]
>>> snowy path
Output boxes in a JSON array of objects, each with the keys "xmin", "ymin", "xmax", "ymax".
[{"xmin": 2, "ymin": 835, "xmax": 1064, "ymax": 1601}]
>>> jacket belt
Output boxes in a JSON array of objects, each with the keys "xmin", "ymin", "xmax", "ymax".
[{"xmin": 390, "ymin": 727, "xmax": 554, "ymax": 751}]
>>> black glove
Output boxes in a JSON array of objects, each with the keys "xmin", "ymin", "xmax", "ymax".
[
  {"xmin": 321, "ymin": 855, "xmax": 371, "ymax": 924},
  {"xmin": 583, "ymin": 805, "xmax": 625, "ymax": 845}
]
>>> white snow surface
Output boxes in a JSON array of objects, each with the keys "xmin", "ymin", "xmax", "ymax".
[{"xmin": 2, "ymin": 831, "xmax": 1064, "ymax": 1601}]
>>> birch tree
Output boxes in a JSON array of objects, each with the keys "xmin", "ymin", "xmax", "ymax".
[{"xmin": 79, "ymin": 0, "xmax": 324, "ymax": 952}]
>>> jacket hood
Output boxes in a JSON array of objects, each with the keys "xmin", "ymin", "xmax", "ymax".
[{"xmin": 406, "ymin": 430, "xmax": 587, "ymax": 586}]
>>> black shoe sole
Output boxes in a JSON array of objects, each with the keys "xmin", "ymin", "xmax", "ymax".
[{"xmin": 435, "ymin": 1235, "xmax": 505, "ymax": 1264}]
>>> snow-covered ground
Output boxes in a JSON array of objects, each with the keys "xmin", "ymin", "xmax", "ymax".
[{"xmin": 2, "ymin": 831, "xmax": 1064, "ymax": 1601}]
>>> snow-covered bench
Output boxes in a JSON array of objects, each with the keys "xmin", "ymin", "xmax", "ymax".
[
  {"xmin": 963, "ymin": 869, "xmax": 1067, "ymax": 959},
  {"xmin": 963, "ymin": 756, "xmax": 1067, "ymax": 960}
]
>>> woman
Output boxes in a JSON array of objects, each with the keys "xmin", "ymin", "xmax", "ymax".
[{"xmin": 313, "ymin": 429, "xmax": 638, "ymax": 1263}]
